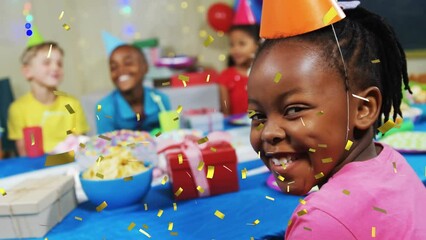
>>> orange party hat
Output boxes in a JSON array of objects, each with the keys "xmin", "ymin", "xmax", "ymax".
[
  {"xmin": 260, "ymin": 0, "xmax": 346, "ymax": 39},
  {"xmin": 233, "ymin": 0, "xmax": 256, "ymax": 25}
]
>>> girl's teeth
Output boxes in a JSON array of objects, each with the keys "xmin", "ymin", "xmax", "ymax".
[
  {"xmin": 272, "ymin": 157, "xmax": 294, "ymax": 166},
  {"xmin": 119, "ymin": 75, "xmax": 130, "ymax": 82}
]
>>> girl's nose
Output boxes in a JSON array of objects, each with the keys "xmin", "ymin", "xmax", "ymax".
[{"xmin": 261, "ymin": 119, "xmax": 286, "ymax": 145}]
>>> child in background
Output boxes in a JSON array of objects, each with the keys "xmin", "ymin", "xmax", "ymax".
[
  {"xmin": 248, "ymin": 1, "xmax": 426, "ymax": 239},
  {"xmin": 8, "ymin": 42, "xmax": 89, "ymax": 156},
  {"xmin": 96, "ymin": 45, "xmax": 171, "ymax": 134},
  {"xmin": 217, "ymin": 24, "xmax": 260, "ymax": 115}
]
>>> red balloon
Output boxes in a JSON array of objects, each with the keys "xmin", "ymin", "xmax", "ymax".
[{"xmin": 207, "ymin": 3, "xmax": 234, "ymax": 32}]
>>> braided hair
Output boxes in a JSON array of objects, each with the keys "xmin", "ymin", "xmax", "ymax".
[{"xmin": 257, "ymin": 7, "xmax": 411, "ymax": 130}]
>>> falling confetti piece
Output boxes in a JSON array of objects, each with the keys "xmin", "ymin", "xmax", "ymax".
[
  {"xmin": 287, "ymin": 185, "xmax": 290, "ymax": 192},
  {"xmin": 58, "ymin": 11, "xmax": 64, "ymax": 20},
  {"xmin": 175, "ymin": 187, "xmax": 183, "ymax": 196},
  {"xmin": 352, "ymin": 94, "xmax": 370, "ymax": 102},
  {"xmin": 248, "ymin": 110, "xmax": 256, "ymax": 118},
  {"xmin": 203, "ymin": 35, "xmax": 214, "ymax": 47},
  {"xmin": 297, "ymin": 209, "xmax": 308, "ymax": 216},
  {"xmin": 288, "ymin": 220, "xmax": 292, "ymax": 226},
  {"xmin": 371, "ymin": 59, "xmax": 381, "ymax": 63},
  {"xmin": 256, "ymin": 123, "xmax": 264, "ymax": 130},
  {"xmin": 253, "ymin": 219, "xmax": 260, "ymax": 225},
  {"xmin": 170, "ymin": 232, "xmax": 178, "ymax": 236},
  {"xmin": 168, "ymin": 222, "xmax": 174, "ymax": 231},
  {"xmin": 74, "ymin": 216, "xmax": 82, "ymax": 221},
  {"xmin": 144, "ymin": 203, "xmax": 148, "ymax": 211},
  {"xmin": 96, "ymin": 156, "xmax": 104, "ymax": 166},
  {"xmin": 314, "ymin": 172, "xmax": 325, "ymax": 179},
  {"xmin": 197, "ymin": 161, "xmax": 205, "ymax": 171},
  {"xmin": 177, "ymin": 154, "xmax": 183, "ymax": 164},
  {"xmin": 161, "ymin": 176, "xmax": 168, "ymax": 185},
  {"xmin": 62, "ymin": 23, "xmax": 71, "ymax": 31},
  {"xmin": 66, "ymin": 129, "xmax": 73, "ymax": 135},
  {"xmin": 321, "ymin": 157, "xmax": 333, "ymax": 163},
  {"xmin": 323, "ymin": 6, "xmax": 338, "ymax": 25},
  {"xmin": 250, "ymin": 237, "xmax": 254, "ymax": 240},
  {"xmin": 392, "ymin": 162, "xmax": 397, "ymax": 173},
  {"xmin": 308, "ymin": 148, "xmax": 316, "ymax": 153},
  {"xmin": 241, "ymin": 168, "xmax": 247, "ymax": 179},
  {"xmin": 186, "ymin": 171, "xmax": 192, "ymax": 178},
  {"xmin": 317, "ymin": 110, "xmax": 325, "ymax": 116},
  {"xmin": 142, "ymin": 224, "xmax": 149, "ymax": 229},
  {"xmin": 173, "ymin": 202, "xmax": 177, "ymax": 211},
  {"xmin": 176, "ymin": 105, "xmax": 183, "ymax": 114},
  {"xmin": 124, "ymin": 176, "xmax": 133, "ymax": 181},
  {"xmin": 79, "ymin": 143, "xmax": 86, "ymax": 148},
  {"xmin": 96, "ymin": 172, "xmax": 104, "ymax": 179},
  {"xmin": 345, "ymin": 140, "xmax": 353, "ymax": 151},
  {"xmin": 265, "ymin": 196, "xmax": 275, "ymax": 201},
  {"xmin": 277, "ymin": 175, "xmax": 285, "ymax": 181},
  {"xmin": 136, "ymin": 113, "xmax": 140, "ymax": 121},
  {"xmin": 1, "ymin": 188, "xmax": 7, "ymax": 196},
  {"xmin": 47, "ymin": 44, "xmax": 52, "ymax": 58},
  {"xmin": 372, "ymin": 227, "xmax": 376, "ymax": 237},
  {"xmin": 53, "ymin": 90, "xmax": 68, "ymax": 96},
  {"xmin": 128, "ymin": 222, "xmax": 136, "ymax": 231},
  {"xmin": 105, "ymin": 115, "xmax": 113, "ymax": 119},
  {"xmin": 207, "ymin": 166, "xmax": 215, "ymax": 179},
  {"xmin": 303, "ymin": 227, "xmax": 312, "ymax": 231},
  {"xmin": 96, "ymin": 115, "xmax": 100, "ymax": 120},
  {"xmin": 173, "ymin": 117, "xmax": 179, "ymax": 121},
  {"xmin": 273, "ymin": 72, "xmax": 282, "ymax": 83},
  {"xmin": 64, "ymin": 104, "xmax": 75, "ymax": 114},
  {"xmin": 96, "ymin": 201, "xmax": 108, "ymax": 212},
  {"xmin": 44, "ymin": 150, "xmax": 75, "ymax": 166},
  {"xmin": 98, "ymin": 135, "xmax": 112, "ymax": 141},
  {"xmin": 210, "ymin": 147, "xmax": 217, "ymax": 152},
  {"xmin": 373, "ymin": 206, "xmax": 387, "ymax": 214},
  {"xmin": 223, "ymin": 165, "xmax": 232, "ymax": 172},
  {"xmin": 139, "ymin": 229, "xmax": 151, "ymax": 238},
  {"xmin": 300, "ymin": 117, "xmax": 306, "ymax": 126},
  {"xmin": 318, "ymin": 144, "xmax": 327, "ymax": 148},
  {"xmin": 214, "ymin": 210, "xmax": 225, "ymax": 219},
  {"xmin": 157, "ymin": 209, "xmax": 164, "ymax": 217},
  {"xmin": 299, "ymin": 199, "xmax": 307, "ymax": 205},
  {"xmin": 31, "ymin": 134, "xmax": 35, "ymax": 146},
  {"xmin": 197, "ymin": 137, "xmax": 209, "ymax": 144},
  {"xmin": 342, "ymin": 189, "xmax": 351, "ymax": 195},
  {"xmin": 155, "ymin": 131, "xmax": 162, "ymax": 137},
  {"xmin": 377, "ymin": 120, "xmax": 395, "ymax": 134},
  {"xmin": 196, "ymin": 186, "xmax": 204, "ymax": 193},
  {"xmin": 178, "ymin": 74, "xmax": 189, "ymax": 82},
  {"xmin": 206, "ymin": 74, "xmax": 210, "ymax": 82}
]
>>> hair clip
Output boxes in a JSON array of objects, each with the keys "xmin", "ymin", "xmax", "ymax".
[{"xmin": 338, "ymin": 1, "xmax": 361, "ymax": 9}]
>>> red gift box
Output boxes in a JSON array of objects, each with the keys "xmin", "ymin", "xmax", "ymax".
[{"xmin": 161, "ymin": 133, "xmax": 239, "ymax": 200}]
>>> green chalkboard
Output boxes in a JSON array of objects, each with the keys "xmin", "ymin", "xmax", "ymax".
[{"xmin": 361, "ymin": 0, "xmax": 426, "ymax": 51}]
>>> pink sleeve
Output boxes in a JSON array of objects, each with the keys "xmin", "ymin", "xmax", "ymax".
[{"xmin": 285, "ymin": 208, "xmax": 356, "ymax": 240}]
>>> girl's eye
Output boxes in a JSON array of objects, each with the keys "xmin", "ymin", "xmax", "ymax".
[
  {"xmin": 284, "ymin": 106, "xmax": 305, "ymax": 116},
  {"xmin": 249, "ymin": 112, "xmax": 266, "ymax": 121}
]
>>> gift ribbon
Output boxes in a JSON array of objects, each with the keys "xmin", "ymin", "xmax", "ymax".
[{"xmin": 158, "ymin": 132, "xmax": 232, "ymax": 198}]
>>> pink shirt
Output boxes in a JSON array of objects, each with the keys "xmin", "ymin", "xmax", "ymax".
[{"xmin": 286, "ymin": 143, "xmax": 426, "ymax": 239}]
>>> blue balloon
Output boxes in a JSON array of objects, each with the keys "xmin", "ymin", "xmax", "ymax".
[{"xmin": 233, "ymin": 0, "xmax": 263, "ymax": 24}]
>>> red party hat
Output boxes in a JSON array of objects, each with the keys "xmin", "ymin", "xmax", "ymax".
[{"xmin": 233, "ymin": 0, "xmax": 256, "ymax": 25}]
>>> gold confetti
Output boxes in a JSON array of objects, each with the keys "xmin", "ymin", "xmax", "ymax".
[
  {"xmin": 214, "ymin": 210, "xmax": 225, "ymax": 219},
  {"xmin": 62, "ymin": 23, "xmax": 71, "ymax": 31},
  {"xmin": 392, "ymin": 162, "xmax": 397, "ymax": 173},
  {"xmin": 203, "ymin": 35, "xmax": 214, "ymax": 47},
  {"xmin": 303, "ymin": 227, "xmax": 312, "ymax": 231},
  {"xmin": 371, "ymin": 59, "xmax": 381, "ymax": 64},
  {"xmin": 139, "ymin": 229, "xmax": 151, "ymax": 238},
  {"xmin": 197, "ymin": 161, "xmax": 205, "ymax": 171},
  {"xmin": 372, "ymin": 227, "xmax": 376, "ymax": 237},
  {"xmin": 273, "ymin": 72, "xmax": 282, "ymax": 83},
  {"xmin": 314, "ymin": 172, "xmax": 325, "ymax": 179},
  {"xmin": 373, "ymin": 206, "xmax": 387, "ymax": 214},
  {"xmin": 47, "ymin": 44, "xmax": 52, "ymax": 58},
  {"xmin": 318, "ymin": 144, "xmax": 327, "ymax": 148},
  {"xmin": 241, "ymin": 168, "xmax": 247, "ymax": 179},
  {"xmin": 155, "ymin": 131, "xmax": 162, "ymax": 137},
  {"xmin": 128, "ymin": 222, "xmax": 136, "ymax": 231},
  {"xmin": 297, "ymin": 209, "xmax": 308, "ymax": 216},
  {"xmin": 308, "ymin": 148, "xmax": 316, "ymax": 153},
  {"xmin": 31, "ymin": 133, "xmax": 35, "ymax": 146},
  {"xmin": 277, "ymin": 175, "xmax": 285, "ymax": 181},
  {"xmin": 206, "ymin": 74, "xmax": 210, "ymax": 82},
  {"xmin": 58, "ymin": 11, "xmax": 64, "ymax": 20},
  {"xmin": 256, "ymin": 123, "xmax": 264, "ymax": 130},
  {"xmin": 345, "ymin": 140, "xmax": 353, "ymax": 151},
  {"xmin": 207, "ymin": 166, "xmax": 215, "ymax": 179},
  {"xmin": 79, "ymin": 143, "xmax": 86, "ymax": 148},
  {"xmin": 300, "ymin": 117, "xmax": 305, "ymax": 126},
  {"xmin": 287, "ymin": 185, "xmax": 290, "ymax": 192},
  {"xmin": 53, "ymin": 90, "xmax": 68, "ymax": 96},
  {"xmin": 248, "ymin": 110, "xmax": 256, "ymax": 118},
  {"xmin": 342, "ymin": 189, "xmax": 351, "ymax": 195},
  {"xmin": 323, "ymin": 6, "xmax": 338, "ymax": 25},
  {"xmin": 161, "ymin": 176, "xmax": 168, "ymax": 185},
  {"xmin": 96, "ymin": 156, "xmax": 104, "ymax": 166},
  {"xmin": 96, "ymin": 201, "xmax": 108, "ymax": 212},
  {"xmin": 144, "ymin": 203, "xmax": 148, "ymax": 211},
  {"xmin": 317, "ymin": 110, "xmax": 325, "ymax": 116},
  {"xmin": 175, "ymin": 187, "xmax": 183, "ymax": 197},
  {"xmin": 265, "ymin": 196, "xmax": 275, "ymax": 201},
  {"xmin": 173, "ymin": 117, "xmax": 179, "ymax": 121},
  {"xmin": 178, "ymin": 74, "xmax": 189, "ymax": 82},
  {"xmin": 124, "ymin": 176, "xmax": 133, "ymax": 181},
  {"xmin": 378, "ymin": 120, "xmax": 395, "ymax": 134},
  {"xmin": 64, "ymin": 104, "xmax": 75, "ymax": 114},
  {"xmin": 176, "ymin": 105, "xmax": 183, "ymax": 113},
  {"xmin": 250, "ymin": 237, "xmax": 254, "ymax": 240},
  {"xmin": 288, "ymin": 220, "xmax": 292, "ymax": 226},
  {"xmin": 142, "ymin": 224, "xmax": 149, "ymax": 229},
  {"xmin": 223, "ymin": 165, "xmax": 232, "ymax": 172},
  {"xmin": 162, "ymin": 81, "xmax": 170, "ymax": 86},
  {"xmin": 44, "ymin": 150, "xmax": 75, "ymax": 166},
  {"xmin": 136, "ymin": 113, "xmax": 141, "ymax": 121},
  {"xmin": 321, "ymin": 157, "xmax": 333, "ymax": 163},
  {"xmin": 352, "ymin": 93, "xmax": 370, "ymax": 102},
  {"xmin": 210, "ymin": 147, "xmax": 217, "ymax": 152},
  {"xmin": 253, "ymin": 219, "xmax": 260, "ymax": 225},
  {"xmin": 196, "ymin": 186, "xmax": 204, "ymax": 193},
  {"xmin": 299, "ymin": 199, "xmax": 307, "ymax": 205},
  {"xmin": 66, "ymin": 129, "xmax": 73, "ymax": 135},
  {"xmin": 0, "ymin": 188, "xmax": 6, "ymax": 196},
  {"xmin": 178, "ymin": 154, "xmax": 183, "ymax": 164},
  {"xmin": 105, "ymin": 115, "xmax": 112, "ymax": 119},
  {"xmin": 157, "ymin": 209, "xmax": 164, "ymax": 217},
  {"xmin": 197, "ymin": 137, "xmax": 209, "ymax": 144},
  {"xmin": 173, "ymin": 202, "xmax": 177, "ymax": 211},
  {"xmin": 74, "ymin": 216, "xmax": 83, "ymax": 221},
  {"xmin": 168, "ymin": 222, "xmax": 174, "ymax": 231},
  {"xmin": 98, "ymin": 135, "xmax": 112, "ymax": 141},
  {"xmin": 170, "ymin": 232, "xmax": 178, "ymax": 236},
  {"xmin": 96, "ymin": 172, "xmax": 104, "ymax": 179}
]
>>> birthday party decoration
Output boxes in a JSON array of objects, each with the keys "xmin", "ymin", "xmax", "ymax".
[
  {"xmin": 260, "ymin": 0, "xmax": 346, "ymax": 38},
  {"xmin": 233, "ymin": 0, "xmax": 256, "ymax": 25},
  {"xmin": 101, "ymin": 30, "xmax": 125, "ymax": 56},
  {"xmin": 233, "ymin": 0, "xmax": 262, "ymax": 24},
  {"xmin": 27, "ymin": 26, "xmax": 44, "ymax": 47},
  {"xmin": 207, "ymin": 3, "xmax": 234, "ymax": 32}
]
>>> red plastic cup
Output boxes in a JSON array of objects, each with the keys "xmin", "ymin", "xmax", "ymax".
[{"xmin": 23, "ymin": 126, "xmax": 44, "ymax": 157}]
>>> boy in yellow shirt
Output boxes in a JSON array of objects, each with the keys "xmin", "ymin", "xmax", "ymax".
[{"xmin": 8, "ymin": 42, "xmax": 89, "ymax": 156}]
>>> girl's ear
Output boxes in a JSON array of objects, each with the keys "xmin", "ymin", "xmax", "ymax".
[
  {"xmin": 22, "ymin": 65, "xmax": 32, "ymax": 81},
  {"xmin": 353, "ymin": 86, "xmax": 382, "ymax": 130}
]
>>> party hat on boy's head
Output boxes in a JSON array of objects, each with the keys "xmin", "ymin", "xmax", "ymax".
[
  {"xmin": 260, "ymin": 0, "xmax": 346, "ymax": 39},
  {"xmin": 27, "ymin": 26, "xmax": 44, "ymax": 47},
  {"xmin": 233, "ymin": 0, "xmax": 256, "ymax": 25},
  {"xmin": 101, "ymin": 31, "xmax": 125, "ymax": 56}
]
